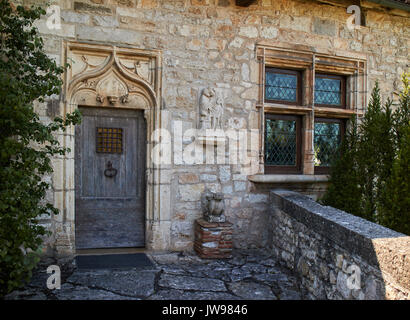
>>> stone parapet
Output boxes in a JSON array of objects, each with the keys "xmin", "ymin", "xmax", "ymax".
[{"xmin": 269, "ymin": 190, "xmax": 410, "ymax": 300}]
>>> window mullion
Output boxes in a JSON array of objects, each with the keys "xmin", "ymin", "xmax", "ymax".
[{"xmin": 303, "ymin": 58, "xmax": 315, "ymax": 175}]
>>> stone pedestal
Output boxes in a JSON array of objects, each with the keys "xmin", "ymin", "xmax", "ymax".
[{"xmin": 194, "ymin": 219, "xmax": 233, "ymax": 259}]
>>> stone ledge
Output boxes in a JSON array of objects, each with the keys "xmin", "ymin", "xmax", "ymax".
[
  {"xmin": 270, "ymin": 189, "xmax": 410, "ymax": 292},
  {"xmin": 249, "ymin": 174, "xmax": 329, "ymax": 184}
]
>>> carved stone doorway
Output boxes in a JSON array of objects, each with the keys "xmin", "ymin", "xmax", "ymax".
[{"xmin": 54, "ymin": 42, "xmax": 169, "ymax": 255}]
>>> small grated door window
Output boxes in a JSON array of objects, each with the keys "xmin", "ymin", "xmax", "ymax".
[{"xmin": 96, "ymin": 127, "xmax": 123, "ymax": 154}]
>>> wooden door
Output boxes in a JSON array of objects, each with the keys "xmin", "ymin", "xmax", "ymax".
[{"xmin": 75, "ymin": 107, "xmax": 146, "ymax": 249}]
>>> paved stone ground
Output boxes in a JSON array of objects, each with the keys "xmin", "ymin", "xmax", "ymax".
[{"xmin": 5, "ymin": 250, "xmax": 302, "ymax": 300}]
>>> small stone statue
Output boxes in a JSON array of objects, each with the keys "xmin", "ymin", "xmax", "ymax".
[
  {"xmin": 199, "ymin": 87, "xmax": 224, "ymax": 130},
  {"xmin": 201, "ymin": 190, "xmax": 226, "ymax": 223}
]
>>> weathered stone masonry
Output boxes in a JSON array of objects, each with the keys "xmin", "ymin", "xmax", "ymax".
[
  {"xmin": 269, "ymin": 190, "xmax": 410, "ymax": 300},
  {"xmin": 23, "ymin": 0, "xmax": 409, "ymax": 255}
]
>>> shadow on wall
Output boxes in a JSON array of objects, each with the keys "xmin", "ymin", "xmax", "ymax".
[{"xmin": 268, "ymin": 190, "xmax": 410, "ymax": 300}]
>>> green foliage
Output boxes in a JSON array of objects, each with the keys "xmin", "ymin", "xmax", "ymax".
[
  {"xmin": 379, "ymin": 125, "xmax": 410, "ymax": 234},
  {"xmin": 322, "ymin": 75, "xmax": 410, "ymax": 235},
  {"xmin": 378, "ymin": 74, "xmax": 410, "ymax": 234},
  {"xmin": 0, "ymin": 0, "xmax": 81, "ymax": 296},
  {"xmin": 356, "ymin": 83, "xmax": 395, "ymax": 222},
  {"xmin": 321, "ymin": 117, "xmax": 362, "ymax": 217}
]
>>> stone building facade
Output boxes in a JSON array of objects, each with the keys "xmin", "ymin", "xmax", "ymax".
[{"xmin": 20, "ymin": 0, "xmax": 409, "ymax": 256}]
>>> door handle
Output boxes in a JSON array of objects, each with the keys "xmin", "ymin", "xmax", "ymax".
[{"xmin": 104, "ymin": 161, "xmax": 117, "ymax": 178}]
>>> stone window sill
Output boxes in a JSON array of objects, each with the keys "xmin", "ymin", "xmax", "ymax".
[{"xmin": 248, "ymin": 174, "xmax": 329, "ymax": 184}]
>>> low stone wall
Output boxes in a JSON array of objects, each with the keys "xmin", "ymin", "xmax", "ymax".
[{"xmin": 268, "ymin": 190, "xmax": 410, "ymax": 300}]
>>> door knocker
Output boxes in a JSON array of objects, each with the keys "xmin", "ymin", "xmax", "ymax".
[{"xmin": 104, "ymin": 161, "xmax": 117, "ymax": 178}]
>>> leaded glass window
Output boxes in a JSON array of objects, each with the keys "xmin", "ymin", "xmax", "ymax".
[
  {"xmin": 265, "ymin": 68, "xmax": 301, "ymax": 104},
  {"xmin": 264, "ymin": 115, "xmax": 301, "ymax": 173},
  {"xmin": 314, "ymin": 119, "xmax": 344, "ymax": 172},
  {"xmin": 314, "ymin": 74, "xmax": 345, "ymax": 107}
]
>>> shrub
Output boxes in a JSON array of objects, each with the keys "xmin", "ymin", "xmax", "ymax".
[
  {"xmin": 321, "ymin": 117, "xmax": 362, "ymax": 217},
  {"xmin": 322, "ymin": 75, "xmax": 410, "ymax": 235},
  {"xmin": 0, "ymin": 0, "xmax": 81, "ymax": 296},
  {"xmin": 378, "ymin": 75, "xmax": 410, "ymax": 234},
  {"xmin": 356, "ymin": 82, "xmax": 395, "ymax": 222}
]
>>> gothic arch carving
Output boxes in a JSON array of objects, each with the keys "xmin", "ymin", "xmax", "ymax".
[{"xmin": 65, "ymin": 42, "xmax": 159, "ymax": 111}]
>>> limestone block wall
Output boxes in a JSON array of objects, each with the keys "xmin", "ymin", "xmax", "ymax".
[
  {"xmin": 15, "ymin": 0, "xmax": 409, "ymax": 254},
  {"xmin": 268, "ymin": 190, "xmax": 410, "ymax": 300}
]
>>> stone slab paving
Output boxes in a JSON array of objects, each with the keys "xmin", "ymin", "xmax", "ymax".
[{"xmin": 5, "ymin": 250, "xmax": 302, "ymax": 300}]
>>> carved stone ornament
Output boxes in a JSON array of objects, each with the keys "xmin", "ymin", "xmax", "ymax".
[
  {"xmin": 66, "ymin": 42, "xmax": 160, "ymax": 111},
  {"xmin": 197, "ymin": 87, "xmax": 226, "ymax": 145},
  {"xmin": 120, "ymin": 94, "xmax": 129, "ymax": 104},
  {"xmin": 96, "ymin": 94, "xmax": 104, "ymax": 103},
  {"xmin": 107, "ymin": 95, "xmax": 118, "ymax": 104},
  {"xmin": 201, "ymin": 190, "xmax": 226, "ymax": 223},
  {"xmin": 227, "ymin": 117, "xmax": 246, "ymax": 130},
  {"xmin": 199, "ymin": 87, "xmax": 224, "ymax": 130}
]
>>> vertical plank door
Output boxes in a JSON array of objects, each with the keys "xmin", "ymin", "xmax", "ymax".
[{"xmin": 75, "ymin": 107, "xmax": 146, "ymax": 249}]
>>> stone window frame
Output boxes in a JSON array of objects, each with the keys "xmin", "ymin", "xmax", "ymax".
[{"xmin": 255, "ymin": 43, "xmax": 367, "ymax": 176}]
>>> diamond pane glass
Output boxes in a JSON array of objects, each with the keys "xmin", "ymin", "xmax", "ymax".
[
  {"xmin": 265, "ymin": 118, "xmax": 297, "ymax": 166},
  {"xmin": 314, "ymin": 122, "xmax": 341, "ymax": 167},
  {"xmin": 265, "ymin": 71, "xmax": 298, "ymax": 102},
  {"xmin": 315, "ymin": 77, "xmax": 341, "ymax": 105}
]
